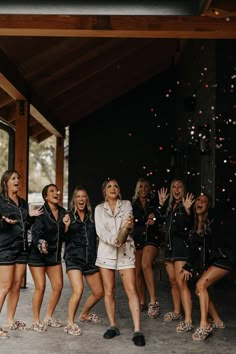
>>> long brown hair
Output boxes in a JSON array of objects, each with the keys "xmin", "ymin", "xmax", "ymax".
[
  {"xmin": 0, "ymin": 169, "xmax": 20, "ymax": 198},
  {"xmin": 193, "ymin": 194, "xmax": 210, "ymax": 234}
]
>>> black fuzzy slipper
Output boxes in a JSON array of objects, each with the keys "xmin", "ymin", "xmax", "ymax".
[
  {"xmin": 103, "ymin": 326, "xmax": 120, "ymax": 339},
  {"xmin": 132, "ymin": 331, "xmax": 145, "ymax": 347}
]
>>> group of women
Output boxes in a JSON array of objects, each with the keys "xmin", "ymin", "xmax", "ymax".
[
  {"xmin": 156, "ymin": 179, "xmax": 234, "ymax": 341},
  {"xmin": 0, "ymin": 170, "xmax": 234, "ymax": 346}
]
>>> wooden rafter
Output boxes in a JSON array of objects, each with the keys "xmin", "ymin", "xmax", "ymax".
[
  {"xmin": 0, "ymin": 15, "xmax": 235, "ymax": 39},
  {"xmin": 0, "ymin": 49, "xmax": 64, "ymax": 137}
]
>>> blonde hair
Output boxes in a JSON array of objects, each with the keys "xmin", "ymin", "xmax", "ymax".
[
  {"xmin": 132, "ymin": 178, "xmax": 152, "ymax": 202},
  {"xmin": 102, "ymin": 178, "xmax": 121, "ymax": 201},
  {"xmin": 167, "ymin": 179, "xmax": 186, "ymax": 212},
  {"xmin": 69, "ymin": 186, "xmax": 93, "ymax": 222}
]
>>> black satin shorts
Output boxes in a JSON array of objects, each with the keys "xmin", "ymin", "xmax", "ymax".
[{"xmin": 65, "ymin": 257, "xmax": 99, "ymax": 275}]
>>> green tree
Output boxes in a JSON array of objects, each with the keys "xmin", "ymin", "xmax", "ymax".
[
  {"xmin": 29, "ymin": 136, "xmax": 56, "ymax": 192},
  {"xmin": 0, "ymin": 129, "xmax": 10, "ymax": 175}
]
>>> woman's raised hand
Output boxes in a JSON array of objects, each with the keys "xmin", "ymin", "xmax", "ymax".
[
  {"xmin": 182, "ymin": 193, "xmax": 195, "ymax": 214},
  {"xmin": 158, "ymin": 187, "xmax": 169, "ymax": 206},
  {"xmin": 29, "ymin": 206, "xmax": 44, "ymax": 217}
]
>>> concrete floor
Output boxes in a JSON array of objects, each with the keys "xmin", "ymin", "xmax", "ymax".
[{"xmin": 0, "ymin": 264, "xmax": 236, "ymax": 354}]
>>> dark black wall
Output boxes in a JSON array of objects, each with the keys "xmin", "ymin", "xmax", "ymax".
[
  {"xmin": 215, "ymin": 40, "xmax": 236, "ymax": 211},
  {"xmin": 175, "ymin": 39, "xmax": 217, "ymax": 199},
  {"xmin": 69, "ymin": 39, "xmax": 236, "ymax": 210},
  {"xmin": 69, "ymin": 68, "xmax": 177, "ymax": 207},
  {"xmin": 68, "ymin": 39, "xmax": 236, "ymax": 271}
]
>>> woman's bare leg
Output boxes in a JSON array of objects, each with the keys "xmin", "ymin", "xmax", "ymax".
[
  {"xmin": 165, "ymin": 261, "xmax": 181, "ymax": 314},
  {"xmin": 99, "ymin": 268, "xmax": 116, "ymax": 327},
  {"xmin": 79, "ymin": 271, "xmax": 104, "ymax": 321},
  {"xmin": 44, "ymin": 264, "xmax": 63, "ymax": 321},
  {"xmin": 142, "ymin": 245, "xmax": 158, "ymax": 304},
  {"xmin": 66, "ymin": 269, "xmax": 84, "ymax": 325},
  {"xmin": 0, "ymin": 265, "xmax": 14, "ymax": 313},
  {"xmin": 119, "ymin": 268, "xmax": 141, "ymax": 332},
  {"xmin": 208, "ymin": 299, "xmax": 224, "ymax": 326},
  {"xmin": 29, "ymin": 266, "xmax": 46, "ymax": 323},
  {"xmin": 175, "ymin": 261, "xmax": 192, "ymax": 323},
  {"xmin": 196, "ymin": 266, "xmax": 229, "ymax": 328},
  {"xmin": 5, "ymin": 263, "xmax": 26, "ymax": 325},
  {"xmin": 135, "ymin": 249, "xmax": 146, "ymax": 306}
]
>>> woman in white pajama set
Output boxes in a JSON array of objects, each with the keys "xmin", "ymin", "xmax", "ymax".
[{"xmin": 95, "ymin": 178, "xmax": 145, "ymax": 347}]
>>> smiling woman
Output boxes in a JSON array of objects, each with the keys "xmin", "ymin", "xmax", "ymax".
[
  {"xmin": 28, "ymin": 183, "xmax": 69, "ymax": 332},
  {"xmin": 0, "ymin": 169, "xmax": 43, "ymax": 337},
  {"xmin": 182, "ymin": 193, "xmax": 235, "ymax": 341},
  {"xmin": 94, "ymin": 178, "xmax": 145, "ymax": 347},
  {"xmin": 63, "ymin": 186, "xmax": 104, "ymax": 336}
]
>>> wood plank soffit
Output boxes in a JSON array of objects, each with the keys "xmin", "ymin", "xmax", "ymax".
[
  {"xmin": 0, "ymin": 49, "xmax": 64, "ymax": 138},
  {"xmin": 0, "ymin": 50, "xmax": 29, "ymax": 99},
  {"xmin": 30, "ymin": 104, "xmax": 64, "ymax": 138}
]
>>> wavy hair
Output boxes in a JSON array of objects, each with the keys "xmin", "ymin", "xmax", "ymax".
[
  {"xmin": 132, "ymin": 177, "xmax": 152, "ymax": 202},
  {"xmin": 167, "ymin": 178, "xmax": 186, "ymax": 212},
  {"xmin": 192, "ymin": 194, "xmax": 210, "ymax": 234},
  {"xmin": 70, "ymin": 186, "xmax": 93, "ymax": 222},
  {"xmin": 102, "ymin": 178, "xmax": 121, "ymax": 201},
  {"xmin": 0, "ymin": 169, "xmax": 20, "ymax": 199}
]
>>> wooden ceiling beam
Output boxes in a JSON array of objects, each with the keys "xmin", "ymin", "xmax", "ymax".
[{"xmin": 0, "ymin": 15, "xmax": 235, "ymax": 39}]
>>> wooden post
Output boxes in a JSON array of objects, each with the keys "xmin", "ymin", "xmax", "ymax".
[
  {"xmin": 56, "ymin": 136, "xmax": 64, "ymax": 207},
  {"xmin": 15, "ymin": 100, "xmax": 29, "ymax": 288}
]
